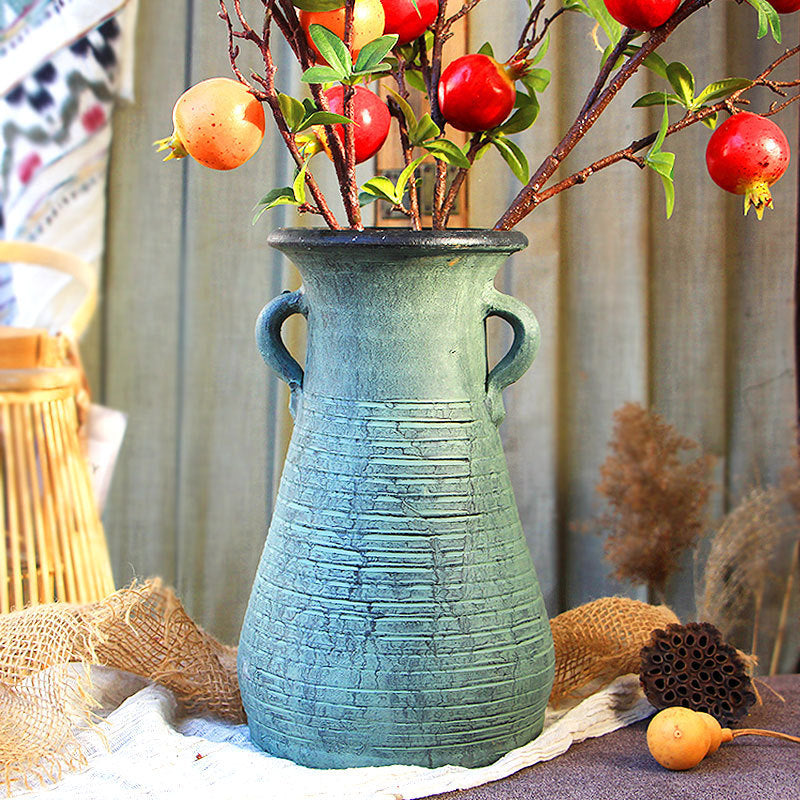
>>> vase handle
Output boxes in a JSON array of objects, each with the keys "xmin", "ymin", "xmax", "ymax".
[
  {"xmin": 484, "ymin": 290, "xmax": 540, "ymax": 426},
  {"xmin": 255, "ymin": 288, "xmax": 308, "ymax": 417}
]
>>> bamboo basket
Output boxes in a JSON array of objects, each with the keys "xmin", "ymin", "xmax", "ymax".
[{"xmin": 0, "ymin": 242, "xmax": 114, "ymax": 612}]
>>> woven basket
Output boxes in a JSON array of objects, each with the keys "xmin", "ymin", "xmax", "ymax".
[{"xmin": 0, "ymin": 242, "xmax": 114, "ymax": 612}]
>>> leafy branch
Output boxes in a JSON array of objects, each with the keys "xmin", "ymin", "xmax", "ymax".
[
  {"xmin": 216, "ymin": 0, "xmax": 798, "ymax": 231},
  {"xmin": 514, "ymin": 45, "xmax": 800, "ymax": 220},
  {"xmin": 218, "ymin": 0, "xmax": 341, "ymax": 228}
]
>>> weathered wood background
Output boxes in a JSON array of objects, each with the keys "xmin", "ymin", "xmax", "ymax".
[{"xmin": 85, "ymin": 0, "xmax": 799, "ymax": 666}]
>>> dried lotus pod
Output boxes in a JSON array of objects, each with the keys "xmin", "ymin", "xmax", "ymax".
[{"xmin": 639, "ymin": 621, "xmax": 757, "ymax": 726}]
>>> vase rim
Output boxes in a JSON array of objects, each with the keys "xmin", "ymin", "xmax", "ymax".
[{"xmin": 268, "ymin": 227, "xmax": 528, "ymax": 254}]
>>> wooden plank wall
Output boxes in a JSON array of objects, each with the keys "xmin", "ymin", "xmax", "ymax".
[{"xmin": 94, "ymin": 0, "xmax": 798, "ymax": 666}]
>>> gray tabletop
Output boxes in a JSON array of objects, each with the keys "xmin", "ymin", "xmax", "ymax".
[{"xmin": 425, "ymin": 675, "xmax": 800, "ymax": 800}]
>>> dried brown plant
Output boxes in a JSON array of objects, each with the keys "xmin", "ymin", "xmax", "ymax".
[
  {"xmin": 697, "ymin": 486, "xmax": 788, "ymax": 645},
  {"xmin": 596, "ymin": 403, "xmax": 716, "ymax": 600}
]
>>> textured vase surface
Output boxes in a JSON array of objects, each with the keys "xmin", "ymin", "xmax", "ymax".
[{"xmin": 238, "ymin": 228, "xmax": 555, "ymax": 770}]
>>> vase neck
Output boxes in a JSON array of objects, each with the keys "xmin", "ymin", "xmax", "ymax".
[{"xmin": 271, "ymin": 237, "xmax": 520, "ymax": 404}]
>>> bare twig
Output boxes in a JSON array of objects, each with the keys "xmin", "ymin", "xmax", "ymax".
[
  {"xmin": 342, "ymin": 0, "xmax": 362, "ymax": 228},
  {"xmin": 518, "ymin": 0, "xmax": 546, "ymax": 51},
  {"xmin": 517, "ymin": 0, "xmax": 568, "ymax": 56},
  {"xmin": 428, "ymin": 1, "xmax": 449, "ymax": 130},
  {"xmin": 429, "ymin": 0, "xmax": 450, "ymax": 228},
  {"xmin": 444, "ymin": 0, "xmax": 485, "ymax": 32}
]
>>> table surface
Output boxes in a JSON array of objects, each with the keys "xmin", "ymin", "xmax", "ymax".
[{"xmin": 425, "ymin": 675, "xmax": 800, "ymax": 800}]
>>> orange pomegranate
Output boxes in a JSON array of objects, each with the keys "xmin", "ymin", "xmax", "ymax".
[{"xmin": 155, "ymin": 77, "xmax": 265, "ymax": 170}]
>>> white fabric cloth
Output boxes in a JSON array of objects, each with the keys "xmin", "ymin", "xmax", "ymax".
[{"xmin": 16, "ymin": 671, "xmax": 653, "ymax": 799}]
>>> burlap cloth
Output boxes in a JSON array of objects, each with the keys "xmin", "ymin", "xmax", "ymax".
[{"xmin": 0, "ymin": 581, "xmax": 678, "ymax": 795}]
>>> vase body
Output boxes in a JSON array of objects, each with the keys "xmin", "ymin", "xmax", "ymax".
[{"xmin": 238, "ymin": 229, "xmax": 555, "ymax": 770}]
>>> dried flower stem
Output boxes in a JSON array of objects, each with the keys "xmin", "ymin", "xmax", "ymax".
[{"xmin": 769, "ymin": 535, "xmax": 800, "ymax": 675}]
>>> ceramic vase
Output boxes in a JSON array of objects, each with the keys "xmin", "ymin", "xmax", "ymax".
[{"xmin": 238, "ymin": 228, "xmax": 555, "ymax": 769}]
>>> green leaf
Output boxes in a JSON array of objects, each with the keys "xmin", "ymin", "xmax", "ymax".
[
  {"xmin": 497, "ymin": 93, "xmax": 540, "ymax": 134},
  {"xmin": 621, "ymin": 46, "xmax": 668, "ymax": 78},
  {"xmin": 665, "ymin": 61, "xmax": 695, "ymax": 106},
  {"xmin": 657, "ymin": 172, "xmax": 675, "ymax": 218},
  {"xmin": 395, "ymin": 155, "xmax": 429, "ymax": 200},
  {"xmin": 701, "ymin": 112, "xmax": 718, "ymax": 130},
  {"xmin": 309, "ymin": 23, "xmax": 352, "ymax": 76},
  {"xmin": 695, "ymin": 77, "xmax": 753, "ymax": 105},
  {"xmin": 746, "ymin": 0, "xmax": 781, "ymax": 42},
  {"xmin": 384, "ymin": 86, "xmax": 418, "ymax": 130},
  {"xmin": 352, "ymin": 63, "xmax": 392, "ymax": 78},
  {"xmin": 478, "ymin": 41, "xmax": 494, "ymax": 58},
  {"xmin": 530, "ymin": 31, "xmax": 550, "ymax": 66},
  {"xmin": 293, "ymin": 162, "xmax": 309, "ymax": 205},
  {"xmin": 648, "ymin": 101, "xmax": 671, "ymax": 157},
  {"xmin": 278, "ymin": 93, "xmax": 305, "ymax": 132},
  {"xmin": 297, "ymin": 111, "xmax": 352, "ymax": 132},
  {"xmin": 491, "ymin": 136, "xmax": 529, "ymax": 183},
  {"xmin": 646, "ymin": 149, "xmax": 675, "ymax": 179},
  {"xmin": 301, "ymin": 65, "xmax": 345, "ymax": 84},
  {"xmin": 353, "ymin": 34, "xmax": 399, "ymax": 73},
  {"xmin": 583, "ymin": 0, "xmax": 622, "ymax": 46},
  {"xmin": 405, "ymin": 69, "xmax": 427, "ymax": 94},
  {"xmin": 423, "ymin": 138, "xmax": 471, "ymax": 168},
  {"xmin": 645, "ymin": 139, "xmax": 676, "ymax": 220},
  {"xmin": 252, "ymin": 188, "xmax": 298, "ymax": 223},
  {"xmin": 521, "ymin": 67, "xmax": 550, "ymax": 94},
  {"xmin": 360, "ymin": 176, "xmax": 399, "ymax": 204},
  {"xmin": 632, "ymin": 91, "xmax": 682, "ymax": 108},
  {"xmin": 291, "ymin": 0, "xmax": 343, "ymax": 10},
  {"xmin": 358, "ymin": 191, "xmax": 380, "ymax": 206},
  {"xmin": 410, "ymin": 113, "xmax": 440, "ymax": 145}
]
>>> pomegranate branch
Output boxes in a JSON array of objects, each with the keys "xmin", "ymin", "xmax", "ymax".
[
  {"xmin": 220, "ymin": 0, "xmax": 341, "ymax": 229},
  {"xmin": 441, "ymin": 132, "xmax": 488, "ymax": 224},
  {"xmin": 517, "ymin": 0, "xmax": 568, "ymax": 56},
  {"xmin": 429, "ymin": 1, "xmax": 449, "ymax": 228},
  {"xmin": 495, "ymin": 0, "xmax": 714, "ymax": 230},
  {"xmin": 387, "ymin": 96, "xmax": 423, "ymax": 229},
  {"xmin": 342, "ymin": 0, "xmax": 363, "ymax": 228},
  {"xmin": 499, "ymin": 45, "xmax": 800, "ymax": 217}
]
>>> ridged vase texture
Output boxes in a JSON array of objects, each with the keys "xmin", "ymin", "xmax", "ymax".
[{"xmin": 238, "ymin": 229, "xmax": 555, "ymax": 770}]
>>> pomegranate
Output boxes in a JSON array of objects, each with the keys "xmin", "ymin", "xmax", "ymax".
[
  {"xmin": 764, "ymin": 0, "xmax": 800, "ymax": 11},
  {"xmin": 705, "ymin": 112, "xmax": 790, "ymax": 218},
  {"xmin": 438, "ymin": 54, "xmax": 519, "ymax": 132},
  {"xmin": 299, "ymin": 0, "xmax": 385, "ymax": 63},
  {"xmin": 308, "ymin": 85, "xmax": 390, "ymax": 163},
  {"xmin": 155, "ymin": 77, "xmax": 265, "ymax": 170},
  {"xmin": 380, "ymin": 0, "xmax": 438, "ymax": 44},
  {"xmin": 603, "ymin": 0, "xmax": 680, "ymax": 30}
]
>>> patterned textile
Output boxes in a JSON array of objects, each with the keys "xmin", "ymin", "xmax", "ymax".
[{"xmin": 0, "ymin": 0, "xmax": 137, "ymax": 332}]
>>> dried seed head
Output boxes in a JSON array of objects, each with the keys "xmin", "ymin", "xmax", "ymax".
[{"xmin": 639, "ymin": 622, "xmax": 756, "ymax": 726}]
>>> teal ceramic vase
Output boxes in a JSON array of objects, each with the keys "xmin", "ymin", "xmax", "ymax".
[{"xmin": 238, "ymin": 228, "xmax": 555, "ymax": 770}]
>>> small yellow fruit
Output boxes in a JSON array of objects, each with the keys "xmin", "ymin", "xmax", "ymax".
[
  {"xmin": 647, "ymin": 707, "xmax": 712, "ymax": 770},
  {"xmin": 696, "ymin": 711, "xmax": 725, "ymax": 755}
]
